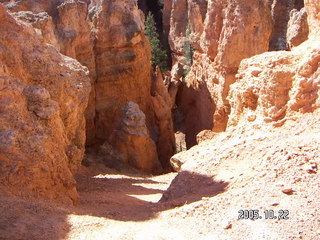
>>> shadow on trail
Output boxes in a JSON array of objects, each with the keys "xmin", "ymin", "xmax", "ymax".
[
  {"xmin": 0, "ymin": 193, "xmax": 71, "ymax": 240},
  {"xmin": 0, "ymin": 170, "xmax": 228, "ymax": 240},
  {"xmin": 160, "ymin": 171, "xmax": 229, "ymax": 204},
  {"xmin": 72, "ymin": 170, "xmax": 229, "ymax": 222}
]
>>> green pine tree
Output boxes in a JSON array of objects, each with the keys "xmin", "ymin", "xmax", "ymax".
[
  {"xmin": 145, "ymin": 12, "xmax": 168, "ymax": 72},
  {"xmin": 182, "ymin": 23, "xmax": 194, "ymax": 76}
]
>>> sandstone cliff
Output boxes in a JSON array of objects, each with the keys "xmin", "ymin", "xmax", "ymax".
[
  {"xmin": 1, "ymin": 0, "xmax": 176, "ymax": 172},
  {"xmin": 168, "ymin": 0, "xmax": 320, "ymax": 198},
  {"xmin": 228, "ymin": 0, "xmax": 320, "ymax": 127},
  {"xmin": 0, "ymin": 4, "xmax": 91, "ymax": 204},
  {"xmin": 1, "ymin": 0, "xmax": 97, "ymax": 143},
  {"xmin": 90, "ymin": 0, "xmax": 175, "ymax": 170},
  {"xmin": 91, "ymin": 0, "xmax": 154, "ymax": 143},
  {"xmin": 165, "ymin": 0, "xmax": 272, "ymax": 147},
  {"xmin": 163, "ymin": 1, "xmax": 320, "ymax": 237},
  {"xmin": 0, "ymin": 0, "xmax": 177, "ymax": 205}
]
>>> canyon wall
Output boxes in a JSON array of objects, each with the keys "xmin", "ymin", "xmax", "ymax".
[
  {"xmin": 165, "ymin": 0, "xmax": 310, "ymax": 148},
  {"xmin": 1, "ymin": 0, "xmax": 97, "ymax": 143},
  {"xmin": 169, "ymin": 0, "xmax": 320, "ymax": 167},
  {"xmin": 165, "ymin": 2, "xmax": 320, "ymax": 219},
  {"xmin": 1, "ymin": 0, "xmax": 176, "ymax": 172},
  {"xmin": 0, "ymin": 0, "xmax": 176, "ymax": 204},
  {"xmin": 165, "ymin": 0, "xmax": 273, "ymax": 147},
  {"xmin": 228, "ymin": 0, "xmax": 320, "ymax": 126},
  {"xmin": 90, "ymin": 0, "xmax": 175, "ymax": 171},
  {"xmin": 91, "ymin": 0, "xmax": 154, "ymax": 144},
  {"xmin": 0, "ymin": 4, "xmax": 91, "ymax": 204}
]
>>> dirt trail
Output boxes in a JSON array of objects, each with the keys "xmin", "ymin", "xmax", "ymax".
[
  {"xmin": 1, "ymin": 112, "xmax": 320, "ymax": 240},
  {"xmin": 0, "ymin": 165, "xmax": 179, "ymax": 240},
  {"xmin": 0, "ymin": 161, "xmax": 231, "ymax": 240},
  {"xmin": 74, "ymin": 165, "xmax": 178, "ymax": 222},
  {"xmin": 65, "ymin": 165, "xmax": 217, "ymax": 240},
  {"xmin": 66, "ymin": 112, "xmax": 320, "ymax": 240}
]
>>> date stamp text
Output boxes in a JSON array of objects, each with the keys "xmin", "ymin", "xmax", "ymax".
[{"xmin": 238, "ymin": 210, "xmax": 289, "ymax": 220}]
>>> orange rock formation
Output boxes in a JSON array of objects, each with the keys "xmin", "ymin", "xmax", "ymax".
[
  {"xmin": 165, "ymin": 0, "xmax": 272, "ymax": 147},
  {"xmin": 1, "ymin": 0, "xmax": 176, "ymax": 174},
  {"xmin": 0, "ymin": 4, "xmax": 91, "ymax": 204}
]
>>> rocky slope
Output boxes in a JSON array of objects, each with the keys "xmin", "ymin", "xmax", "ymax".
[
  {"xmin": 168, "ymin": 0, "xmax": 320, "ymax": 191},
  {"xmin": 164, "ymin": 0, "xmax": 313, "ymax": 149},
  {"xmin": 165, "ymin": 0, "xmax": 320, "ymax": 237},
  {"xmin": 164, "ymin": 111, "xmax": 320, "ymax": 239}
]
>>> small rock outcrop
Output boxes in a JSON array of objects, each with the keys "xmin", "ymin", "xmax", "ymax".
[
  {"xmin": 11, "ymin": 10, "xmax": 59, "ymax": 48},
  {"xmin": 287, "ymin": 7, "xmax": 309, "ymax": 49},
  {"xmin": 0, "ymin": 4, "xmax": 91, "ymax": 204}
]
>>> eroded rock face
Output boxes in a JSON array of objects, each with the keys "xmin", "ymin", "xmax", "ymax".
[
  {"xmin": 165, "ymin": 0, "xmax": 207, "ymax": 67},
  {"xmin": 268, "ymin": 0, "xmax": 305, "ymax": 51},
  {"xmin": 228, "ymin": 44, "xmax": 320, "ymax": 127},
  {"xmin": 11, "ymin": 11, "xmax": 60, "ymax": 48},
  {"xmin": 268, "ymin": 0, "xmax": 294, "ymax": 50},
  {"xmin": 92, "ymin": 0, "xmax": 153, "ymax": 143},
  {"xmin": 107, "ymin": 102, "xmax": 162, "ymax": 174},
  {"xmin": 166, "ymin": 5, "xmax": 320, "ymax": 227},
  {"xmin": 166, "ymin": 0, "xmax": 272, "ymax": 147},
  {"xmin": 1, "ymin": 0, "xmax": 97, "ymax": 145},
  {"xmin": 0, "ymin": 4, "xmax": 91, "ymax": 204},
  {"xmin": 151, "ymin": 67, "xmax": 176, "ymax": 170},
  {"xmin": 91, "ymin": 0, "xmax": 175, "ymax": 170},
  {"xmin": 2, "ymin": 0, "xmax": 176, "ymax": 171},
  {"xmin": 163, "ymin": 0, "xmax": 173, "ymax": 38},
  {"xmin": 287, "ymin": 7, "xmax": 309, "ymax": 49},
  {"xmin": 56, "ymin": 0, "xmax": 96, "ymax": 144},
  {"xmin": 1, "ymin": 0, "xmax": 59, "ymax": 13},
  {"xmin": 305, "ymin": 0, "xmax": 320, "ymax": 38},
  {"xmin": 228, "ymin": 0, "xmax": 320, "ymax": 127}
]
